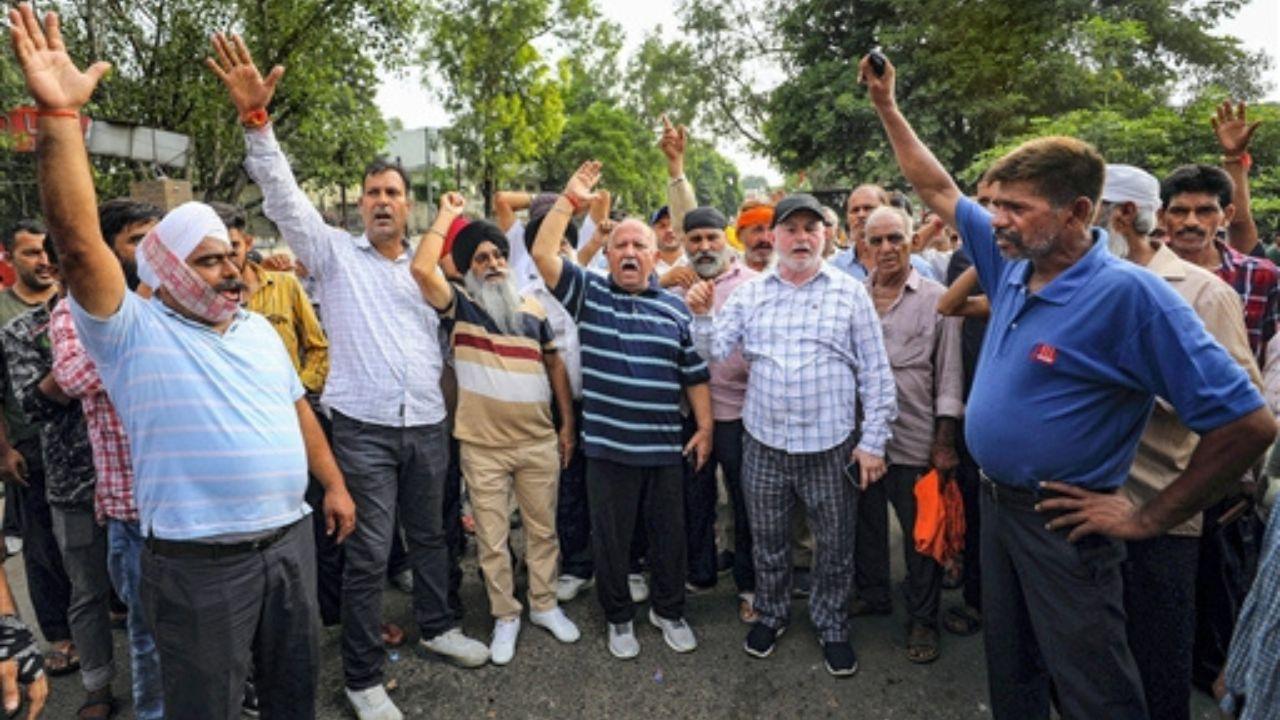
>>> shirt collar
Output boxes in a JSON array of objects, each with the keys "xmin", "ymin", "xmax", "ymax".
[
  {"xmin": 354, "ymin": 234, "xmax": 410, "ymax": 260},
  {"xmin": 764, "ymin": 261, "xmax": 834, "ymax": 289},
  {"xmin": 1145, "ymin": 243, "xmax": 1187, "ymax": 281},
  {"xmin": 1006, "ymin": 228, "xmax": 1110, "ymax": 306},
  {"xmin": 866, "ymin": 267, "xmax": 921, "ymax": 292}
]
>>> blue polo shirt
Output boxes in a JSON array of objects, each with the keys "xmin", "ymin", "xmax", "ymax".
[
  {"xmin": 552, "ymin": 262, "xmax": 709, "ymax": 467},
  {"xmin": 956, "ymin": 197, "xmax": 1262, "ymax": 490}
]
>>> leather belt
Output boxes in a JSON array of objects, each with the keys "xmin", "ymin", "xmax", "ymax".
[{"xmin": 146, "ymin": 520, "xmax": 295, "ymax": 560}]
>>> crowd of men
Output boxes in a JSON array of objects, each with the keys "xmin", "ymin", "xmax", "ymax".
[{"xmin": 1, "ymin": 4, "xmax": 1280, "ymax": 719}]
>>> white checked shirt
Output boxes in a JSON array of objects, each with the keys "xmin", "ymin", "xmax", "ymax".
[
  {"xmin": 692, "ymin": 263, "xmax": 897, "ymax": 455},
  {"xmin": 244, "ymin": 127, "xmax": 446, "ymax": 427}
]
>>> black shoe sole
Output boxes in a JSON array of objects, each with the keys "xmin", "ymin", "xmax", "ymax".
[{"xmin": 743, "ymin": 625, "xmax": 786, "ymax": 659}]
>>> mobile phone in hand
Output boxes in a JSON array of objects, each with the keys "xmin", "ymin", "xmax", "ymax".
[
  {"xmin": 867, "ymin": 50, "xmax": 887, "ymax": 77},
  {"xmin": 843, "ymin": 461, "xmax": 860, "ymax": 486}
]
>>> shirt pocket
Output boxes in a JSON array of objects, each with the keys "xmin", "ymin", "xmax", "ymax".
[{"xmin": 884, "ymin": 313, "xmax": 933, "ymax": 369}]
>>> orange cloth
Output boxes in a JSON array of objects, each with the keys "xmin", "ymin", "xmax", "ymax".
[
  {"xmin": 913, "ymin": 469, "xmax": 966, "ymax": 565},
  {"xmin": 735, "ymin": 206, "xmax": 773, "ymax": 230}
]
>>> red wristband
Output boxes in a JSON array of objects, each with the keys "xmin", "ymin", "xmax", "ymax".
[
  {"xmin": 240, "ymin": 108, "xmax": 269, "ymax": 129},
  {"xmin": 37, "ymin": 108, "xmax": 79, "ymax": 119},
  {"xmin": 1225, "ymin": 152, "xmax": 1252, "ymax": 170},
  {"xmin": 562, "ymin": 194, "xmax": 582, "ymax": 213}
]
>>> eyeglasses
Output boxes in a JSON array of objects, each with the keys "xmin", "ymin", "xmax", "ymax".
[
  {"xmin": 471, "ymin": 250, "xmax": 507, "ymax": 266},
  {"xmin": 866, "ymin": 233, "xmax": 907, "ymax": 246}
]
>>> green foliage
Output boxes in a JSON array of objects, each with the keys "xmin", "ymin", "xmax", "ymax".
[
  {"xmin": 423, "ymin": 0, "xmax": 598, "ymax": 210},
  {"xmin": 36, "ymin": 0, "xmax": 417, "ymax": 204},
  {"xmin": 536, "ymin": 100, "xmax": 666, "ymax": 214},
  {"xmin": 679, "ymin": 0, "xmax": 1270, "ymax": 192},
  {"xmin": 685, "ymin": 139, "xmax": 742, "ymax": 213}
]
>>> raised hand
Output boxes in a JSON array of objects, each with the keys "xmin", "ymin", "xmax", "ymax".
[
  {"xmin": 563, "ymin": 161, "xmax": 602, "ymax": 206},
  {"xmin": 8, "ymin": 4, "xmax": 110, "ymax": 111},
  {"xmin": 858, "ymin": 52, "xmax": 897, "ymax": 109},
  {"xmin": 589, "ymin": 189, "xmax": 612, "ymax": 225},
  {"xmin": 1211, "ymin": 100, "xmax": 1260, "ymax": 158},
  {"xmin": 659, "ymin": 114, "xmax": 687, "ymax": 162},
  {"xmin": 437, "ymin": 191, "xmax": 466, "ymax": 220},
  {"xmin": 205, "ymin": 33, "xmax": 284, "ymax": 115}
]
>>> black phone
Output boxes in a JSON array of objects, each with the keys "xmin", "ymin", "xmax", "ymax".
[{"xmin": 867, "ymin": 49, "xmax": 887, "ymax": 77}]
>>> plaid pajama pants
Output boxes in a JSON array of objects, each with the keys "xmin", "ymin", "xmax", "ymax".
[{"xmin": 743, "ymin": 432, "xmax": 857, "ymax": 643}]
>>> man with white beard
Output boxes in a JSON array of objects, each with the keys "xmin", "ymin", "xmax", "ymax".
[
  {"xmin": 411, "ymin": 196, "xmax": 580, "ymax": 666},
  {"xmin": 671, "ymin": 207, "xmax": 760, "ymax": 619}
]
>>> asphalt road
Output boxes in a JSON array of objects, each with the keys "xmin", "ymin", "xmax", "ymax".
[{"xmin": 12, "ymin": 507, "xmax": 1221, "ymax": 719}]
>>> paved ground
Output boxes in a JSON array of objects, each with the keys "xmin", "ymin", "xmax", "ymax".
[{"xmin": 11, "ymin": 504, "xmax": 1222, "ymax": 719}]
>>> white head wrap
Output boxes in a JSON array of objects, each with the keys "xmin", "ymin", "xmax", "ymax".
[
  {"xmin": 136, "ymin": 202, "xmax": 229, "ymax": 290},
  {"xmin": 1101, "ymin": 165, "xmax": 1161, "ymax": 213}
]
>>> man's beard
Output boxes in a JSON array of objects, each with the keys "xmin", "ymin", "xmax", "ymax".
[
  {"xmin": 464, "ymin": 271, "xmax": 524, "ymax": 335},
  {"xmin": 689, "ymin": 248, "xmax": 730, "ymax": 279}
]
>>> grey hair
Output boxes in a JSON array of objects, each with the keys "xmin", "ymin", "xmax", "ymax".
[
  {"xmin": 607, "ymin": 217, "xmax": 657, "ymax": 249},
  {"xmin": 864, "ymin": 204, "xmax": 914, "ymax": 238},
  {"xmin": 1134, "ymin": 206, "xmax": 1156, "ymax": 236}
]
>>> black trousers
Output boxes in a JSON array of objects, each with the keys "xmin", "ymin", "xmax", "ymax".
[
  {"xmin": 980, "ymin": 483, "xmax": 1146, "ymax": 720},
  {"xmin": 141, "ymin": 519, "xmax": 318, "ymax": 720},
  {"xmin": 1192, "ymin": 496, "xmax": 1261, "ymax": 691},
  {"xmin": 1124, "ymin": 534, "xmax": 1198, "ymax": 720},
  {"xmin": 12, "ymin": 439, "xmax": 71, "ymax": 642},
  {"xmin": 684, "ymin": 419, "xmax": 719, "ymax": 588},
  {"xmin": 554, "ymin": 401, "xmax": 592, "ymax": 580},
  {"xmin": 955, "ymin": 428, "xmax": 982, "ymax": 611},
  {"xmin": 587, "ymin": 458, "xmax": 686, "ymax": 624},
  {"xmin": 855, "ymin": 464, "xmax": 941, "ymax": 625}
]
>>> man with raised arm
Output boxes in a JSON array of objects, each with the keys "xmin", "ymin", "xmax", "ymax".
[
  {"xmin": 410, "ymin": 195, "xmax": 581, "ymax": 666},
  {"xmin": 685, "ymin": 192, "xmax": 897, "ymax": 677},
  {"xmin": 530, "ymin": 162, "xmax": 713, "ymax": 662},
  {"xmin": 864, "ymin": 52, "xmax": 1275, "ymax": 719},
  {"xmin": 7, "ymin": 6, "xmax": 356, "ymax": 719},
  {"xmin": 206, "ymin": 32, "xmax": 488, "ymax": 720}
]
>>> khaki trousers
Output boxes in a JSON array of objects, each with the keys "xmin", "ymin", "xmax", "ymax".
[{"xmin": 460, "ymin": 439, "xmax": 561, "ymax": 618}]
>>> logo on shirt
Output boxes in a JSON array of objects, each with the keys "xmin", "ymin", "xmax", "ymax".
[{"xmin": 1030, "ymin": 342, "xmax": 1057, "ymax": 365}]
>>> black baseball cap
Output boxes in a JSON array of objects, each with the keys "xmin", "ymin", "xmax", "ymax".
[{"xmin": 771, "ymin": 193, "xmax": 826, "ymax": 228}]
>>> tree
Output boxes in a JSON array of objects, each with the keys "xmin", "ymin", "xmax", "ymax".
[
  {"xmin": 422, "ymin": 0, "xmax": 597, "ymax": 214},
  {"xmin": 536, "ymin": 100, "xmax": 666, "ymax": 215},
  {"xmin": 42, "ymin": 0, "xmax": 418, "ymax": 203},
  {"xmin": 685, "ymin": 139, "xmax": 742, "ymax": 213},
  {"xmin": 622, "ymin": 29, "xmax": 713, "ymax": 127},
  {"xmin": 679, "ymin": 0, "xmax": 1270, "ymax": 188}
]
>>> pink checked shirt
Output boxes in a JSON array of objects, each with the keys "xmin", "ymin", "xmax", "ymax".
[
  {"xmin": 49, "ymin": 300, "xmax": 137, "ymax": 523},
  {"xmin": 674, "ymin": 260, "xmax": 759, "ymax": 421}
]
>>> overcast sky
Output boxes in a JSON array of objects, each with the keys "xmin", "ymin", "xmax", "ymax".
[{"xmin": 376, "ymin": 0, "xmax": 1280, "ymax": 184}]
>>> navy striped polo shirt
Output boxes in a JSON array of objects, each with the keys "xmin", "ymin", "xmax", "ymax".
[{"xmin": 552, "ymin": 263, "xmax": 709, "ymax": 466}]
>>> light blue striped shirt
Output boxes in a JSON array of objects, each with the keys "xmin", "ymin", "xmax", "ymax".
[{"xmin": 71, "ymin": 293, "xmax": 309, "ymax": 541}]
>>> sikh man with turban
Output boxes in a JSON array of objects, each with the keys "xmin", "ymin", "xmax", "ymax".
[
  {"xmin": 412, "ymin": 194, "xmax": 581, "ymax": 666},
  {"xmin": 8, "ymin": 7, "xmax": 357, "ymax": 718}
]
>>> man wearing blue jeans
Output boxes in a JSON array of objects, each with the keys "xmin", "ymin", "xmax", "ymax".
[{"xmin": 50, "ymin": 198, "xmax": 164, "ymax": 719}]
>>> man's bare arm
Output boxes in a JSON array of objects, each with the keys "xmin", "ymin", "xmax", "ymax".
[
  {"xmin": 532, "ymin": 161, "xmax": 601, "ymax": 291},
  {"xmin": 410, "ymin": 193, "xmax": 466, "ymax": 311},
  {"xmin": 1212, "ymin": 100, "xmax": 1261, "ymax": 254},
  {"xmin": 860, "ymin": 54, "xmax": 964, "ymax": 229},
  {"xmin": 10, "ymin": 5, "xmax": 121, "ymax": 317}
]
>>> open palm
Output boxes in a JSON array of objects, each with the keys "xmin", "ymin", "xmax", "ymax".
[
  {"xmin": 205, "ymin": 33, "xmax": 283, "ymax": 115},
  {"xmin": 8, "ymin": 5, "xmax": 110, "ymax": 110}
]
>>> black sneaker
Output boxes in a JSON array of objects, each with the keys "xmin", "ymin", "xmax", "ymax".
[
  {"xmin": 821, "ymin": 640, "xmax": 858, "ymax": 677},
  {"xmin": 743, "ymin": 622, "xmax": 786, "ymax": 658}
]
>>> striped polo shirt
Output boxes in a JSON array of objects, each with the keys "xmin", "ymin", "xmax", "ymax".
[
  {"xmin": 552, "ymin": 263, "xmax": 710, "ymax": 467},
  {"xmin": 70, "ymin": 292, "xmax": 309, "ymax": 541},
  {"xmin": 443, "ymin": 289, "xmax": 557, "ymax": 448}
]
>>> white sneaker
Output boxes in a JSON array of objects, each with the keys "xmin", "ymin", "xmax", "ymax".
[
  {"xmin": 489, "ymin": 617, "xmax": 520, "ymax": 666},
  {"xmin": 556, "ymin": 574, "xmax": 593, "ymax": 602},
  {"xmin": 529, "ymin": 606, "xmax": 581, "ymax": 643},
  {"xmin": 628, "ymin": 573, "xmax": 649, "ymax": 603},
  {"xmin": 648, "ymin": 608, "xmax": 697, "ymax": 653},
  {"xmin": 607, "ymin": 621, "xmax": 640, "ymax": 660},
  {"xmin": 345, "ymin": 685, "xmax": 403, "ymax": 720},
  {"xmin": 421, "ymin": 627, "xmax": 490, "ymax": 667}
]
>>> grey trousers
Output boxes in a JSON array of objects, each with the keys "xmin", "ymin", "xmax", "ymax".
[
  {"xmin": 743, "ymin": 433, "xmax": 856, "ymax": 643},
  {"xmin": 854, "ymin": 464, "xmax": 942, "ymax": 625},
  {"xmin": 141, "ymin": 518, "xmax": 318, "ymax": 720},
  {"xmin": 980, "ymin": 486, "xmax": 1146, "ymax": 720},
  {"xmin": 49, "ymin": 506, "xmax": 114, "ymax": 693},
  {"xmin": 332, "ymin": 413, "xmax": 453, "ymax": 691}
]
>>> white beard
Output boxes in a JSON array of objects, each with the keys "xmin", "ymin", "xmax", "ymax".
[{"xmin": 465, "ymin": 271, "xmax": 524, "ymax": 335}]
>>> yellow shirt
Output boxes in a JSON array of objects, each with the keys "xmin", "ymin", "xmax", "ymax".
[{"xmin": 245, "ymin": 262, "xmax": 330, "ymax": 394}]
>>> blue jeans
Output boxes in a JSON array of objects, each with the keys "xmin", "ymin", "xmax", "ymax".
[{"xmin": 108, "ymin": 519, "xmax": 163, "ymax": 720}]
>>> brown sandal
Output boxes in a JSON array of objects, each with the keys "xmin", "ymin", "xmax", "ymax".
[{"xmin": 906, "ymin": 622, "xmax": 940, "ymax": 664}]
